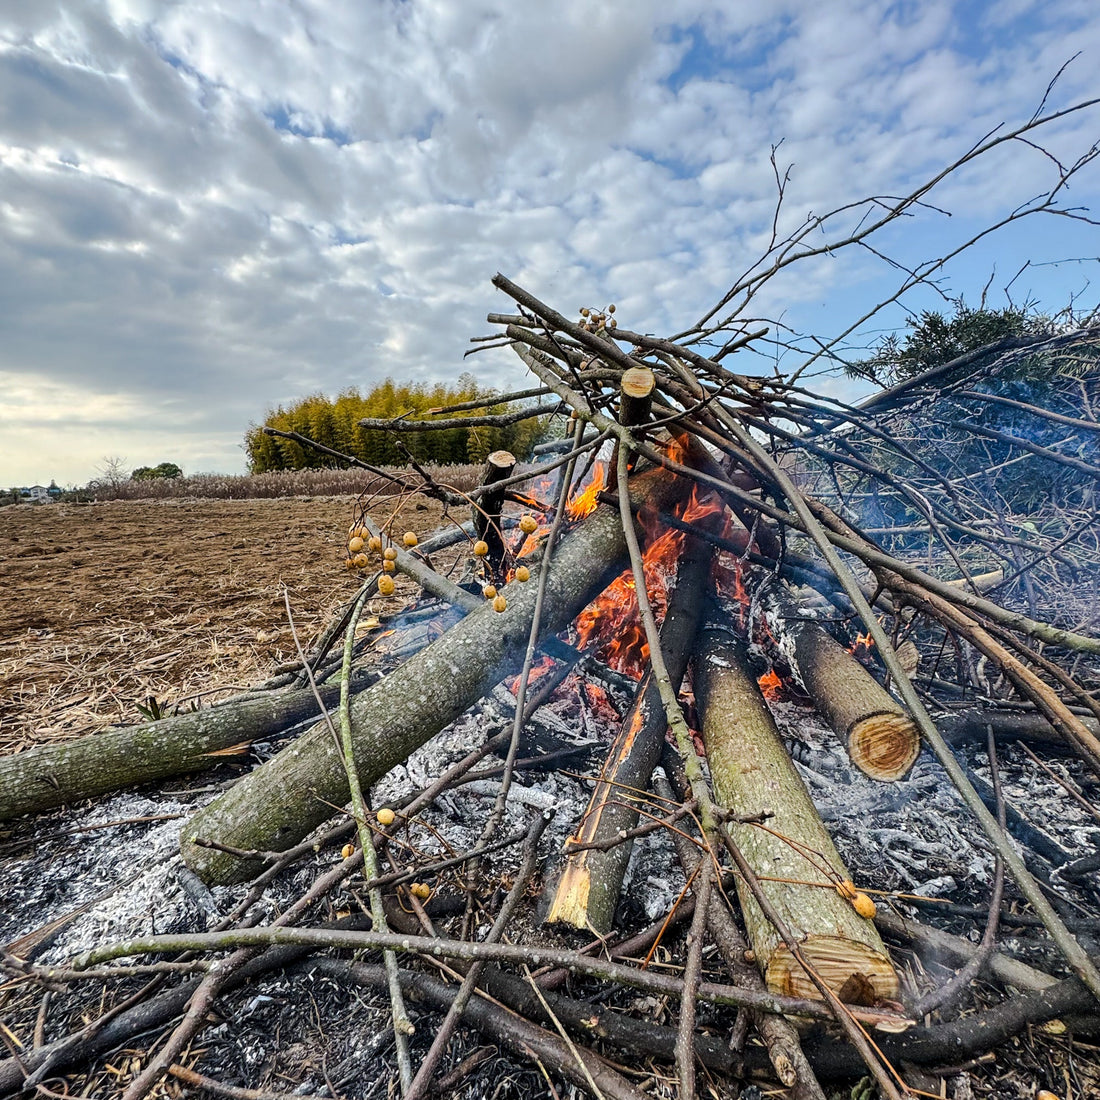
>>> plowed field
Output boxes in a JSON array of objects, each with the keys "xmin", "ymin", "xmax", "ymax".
[{"xmin": 0, "ymin": 497, "xmax": 443, "ymax": 753}]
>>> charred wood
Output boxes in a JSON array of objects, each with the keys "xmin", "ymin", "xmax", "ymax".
[{"xmin": 543, "ymin": 517, "xmax": 713, "ymax": 932}]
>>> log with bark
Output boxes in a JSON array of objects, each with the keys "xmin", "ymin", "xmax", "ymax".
[
  {"xmin": 694, "ymin": 628, "xmax": 900, "ymax": 1004},
  {"xmin": 473, "ymin": 448, "xmax": 516, "ymax": 574},
  {"xmin": 181, "ymin": 463, "xmax": 691, "ymax": 885},
  {"xmin": 754, "ymin": 576, "xmax": 921, "ymax": 781},
  {"xmin": 0, "ymin": 676, "xmax": 371, "ymax": 822}
]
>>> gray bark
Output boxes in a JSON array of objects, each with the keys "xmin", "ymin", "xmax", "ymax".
[{"xmin": 0, "ymin": 679, "xmax": 366, "ymax": 821}]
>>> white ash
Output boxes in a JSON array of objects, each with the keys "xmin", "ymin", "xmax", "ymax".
[
  {"xmin": 769, "ymin": 698, "xmax": 1097, "ymax": 905},
  {"xmin": 0, "ymin": 791, "xmax": 204, "ymax": 965}
]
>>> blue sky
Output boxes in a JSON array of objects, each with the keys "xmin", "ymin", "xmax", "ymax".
[{"xmin": 1, "ymin": 0, "xmax": 1098, "ymax": 486}]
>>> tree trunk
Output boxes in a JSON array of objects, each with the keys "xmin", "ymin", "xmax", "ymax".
[
  {"xmin": 755, "ymin": 577, "xmax": 920, "ymax": 781},
  {"xmin": 0, "ymin": 678, "xmax": 369, "ymax": 822},
  {"xmin": 694, "ymin": 630, "xmax": 899, "ymax": 1004},
  {"xmin": 181, "ymin": 466, "xmax": 690, "ymax": 885}
]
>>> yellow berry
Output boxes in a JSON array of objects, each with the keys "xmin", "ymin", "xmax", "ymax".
[
  {"xmin": 377, "ymin": 575, "xmax": 395, "ymax": 596},
  {"xmin": 519, "ymin": 514, "xmax": 538, "ymax": 534},
  {"xmin": 473, "ymin": 540, "xmax": 489, "ymax": 557},
  {"xmin": 608, "ymin": 318, "xmax": 617, "ymax": 329},
  {"xmin": 580, "ymin": 307, "xmax": 590, "ymax": 317},
  {"xmin": 411, "ymin": 882, "xmax": 431, "ymax": 900},
  {"xmin": 851, "ymin": 892, "xmax": 877, "ymax": 919},
  {"xmin": 341, "ymin": 843, "xmax": 355, "ymax": 859},
  {"xmin": 515, "ymin": 565, "xmax": 530, "ymax": 582},
  {"xmin": 383, "ymin": 547, "xmax": 397, "ymax": 561},
  {"xmin": 382, "ymin": 559, "xmax": 395, "ymax": 572},
  {"xmin": 607, "ymin": 303, "xmax": 616, "ymax": 314},
  {"xmin": 403, "ymin": 531, "xmax": 418, "ymax": 547},
  {"xmin": 483, "ymin": 585, "xmax": 498, "ymax": 600},
  {"xmin": 348, "ymin": 536, "xmax": 365, "ymax": 553},
  {"xmin": 352, "ymin": 553, "xmax": 369, "ymax": 568},
  {"xmin": 835, "ymin": 880, "xmax": 857, "ymax": 899},
  {"xmin": 376, "ymin": 807, "xmax": 396, "ymax": 826},
  {"xmin": 344, "ymin": 557, "xmax": 356, "ymax": 570},
  {"xmin": 368, "ymin": 535, "xmax": 382, "ymax": 552},
  {"xmin": 493, "ymin": 594, "xmax": 507, "ymax": 613}
]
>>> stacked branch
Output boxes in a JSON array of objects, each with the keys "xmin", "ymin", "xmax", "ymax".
[{"xmin": 7, "ymin": 97, "xmax": 1100, "ymax": 1100}]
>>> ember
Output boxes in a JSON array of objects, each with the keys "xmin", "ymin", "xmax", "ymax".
[{"xmin": 757, "ymin": 668, "xmax": 784, "ymax": 700}]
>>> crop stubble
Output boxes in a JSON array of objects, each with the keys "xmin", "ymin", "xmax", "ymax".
[{"xmin": 0, "ymin": 496, "xmax": 449, "ymax": 753}]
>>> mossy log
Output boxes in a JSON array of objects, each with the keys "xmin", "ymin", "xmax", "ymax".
[
  {"xmin": 182, "ymin": 466, "xmax": 690, "ymax": 885},
  {"xmin": 544, "ymin": 520, "xmax": 713, "ymax": 932},
  {"xmin": 0, "ymin": 679, "xmax": 368, "ymax": 822},
  {"xmin": 755, "ymin": 578, "xmax": 920, "ymax": 781},
  {"xmin": 694, "ymin": 630, "xmax": 899, "ymax": 1004}
]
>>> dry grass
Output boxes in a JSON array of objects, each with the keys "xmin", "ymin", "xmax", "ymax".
[{"xmin": 78, "ymin": 465, "xmax": 484, "ymax": 501}]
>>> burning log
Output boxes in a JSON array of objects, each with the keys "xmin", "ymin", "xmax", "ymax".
[
  {"xmin": 543, "ymin": 517, "xmax": 714, "ymax": 932},
  {"xmin": 755, "ymin": 578, "xmax": 921, "ymax": 781},
  {"xmin": 694, "ymin": 629, "xmax": 899, "ymax": 1004},
  {"xmin": 181, "ymin": 464, "xmax": 691, "ymax": 885},
  {"xmin": 473, "ymin": 448, "xmax": 515, "ymax": 573}
]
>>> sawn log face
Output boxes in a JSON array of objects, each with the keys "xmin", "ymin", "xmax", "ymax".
[{"xmin": 755, "ymin": 578, "xmax": 920, "ymax": 781}]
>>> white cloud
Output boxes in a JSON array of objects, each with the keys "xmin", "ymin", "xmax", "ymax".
[{"xmin": 0, "ymin": 0, "xmax": 1098, "ymax": 487}]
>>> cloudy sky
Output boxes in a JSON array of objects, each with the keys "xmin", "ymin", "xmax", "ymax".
[{"xmin": 2, "ymin": 1, "xmax": 1098, "ymax": 487}]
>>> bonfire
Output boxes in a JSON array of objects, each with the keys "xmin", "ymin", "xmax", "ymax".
[{"xmin": 3, "ymin": 99, "xmax": 1100, "ymax": 1100}]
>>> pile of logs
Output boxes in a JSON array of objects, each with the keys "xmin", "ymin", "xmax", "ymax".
[
  {"xmin": 5, "ymin": 101, "xmax": 1100, "ymax": 1099},
  {"xmin": 4, "ymin": 305, "xmax": 1100, "ymax": 1098}
]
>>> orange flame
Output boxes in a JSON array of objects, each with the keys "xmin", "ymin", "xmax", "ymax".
[
  {"xmin": 712, "ymin": 553, "xmax": 751, "ymax": 629},
  {"xmin": 849, "ymin": 631, "xmax": 875, "ymax": 654},
  {"xmin": 506, "ymin": 655, "xmax": 556, "ymax": 695},
  {"xmin": 573, "ymin": 485, "xmax": 723, "ymax": 680},
  {"xmin": 757, "ymin": 669, "xmax": 783, "ymax": 701},
  {"xmin": 566, "ymin": 462, "xmax": 608, "ymax": 520}
]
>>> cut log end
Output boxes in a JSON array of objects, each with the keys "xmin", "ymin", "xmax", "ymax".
[
  {"xmin": 765, "ymin": 934, "xmax": 900, "ymax": 1004},
  {"xmin": 486, "ymin": 449, "xmax": 516, "ymax": 472},
  {"xmin": 543, "ymin": 860, "xmax": 591, "ymax": 928},
  {"xmin": 620, "ymin": 367, "xmax": 656, "ymax": 401},
  {"xmin": 618, "ymin": 367, "xmax": 656, "ymax": 429},
  {"xmin": 848, "ymin": 711, "xmax": 921, "ymax": 781}
]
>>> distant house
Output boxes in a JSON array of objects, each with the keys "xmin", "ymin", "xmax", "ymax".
[{"xmin": 18, "ymin": 485, "xmax": 54, "ymax": 503}]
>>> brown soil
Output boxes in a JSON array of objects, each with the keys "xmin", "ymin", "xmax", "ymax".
[{"xmin": 0, "ymin": 496, "xmax": 449, "ymax": 753}]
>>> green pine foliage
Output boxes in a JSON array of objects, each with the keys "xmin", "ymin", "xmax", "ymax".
[
  {"xmin": 845, "ymin": 301, "xmax": 1046, "ymax": 386},
  {"xmin": 244, "ymin": 376, "xmax": 551, "ymax": 473}
]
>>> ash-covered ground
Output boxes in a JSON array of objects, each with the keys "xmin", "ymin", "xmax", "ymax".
[{"xmin": 2, "ymin": 668, "xmax": 1098, "ymax": 1099}]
